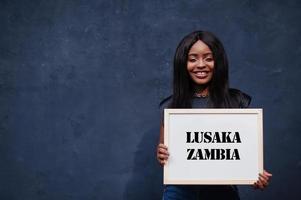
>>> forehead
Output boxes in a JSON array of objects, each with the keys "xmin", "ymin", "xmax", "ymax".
[{"xmin": 188, "ymin": 40, "xmax": 212, "ymax": 55}]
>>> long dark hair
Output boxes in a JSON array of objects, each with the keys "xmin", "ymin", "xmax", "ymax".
[{"xmin": 170, "ymin": 30, "xmax": 232, "ymax": 108}]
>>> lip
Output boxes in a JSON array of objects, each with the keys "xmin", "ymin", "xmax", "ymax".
[{"xmin": 193, "ymin": 71, "xmax": 210, "ymax": 79}]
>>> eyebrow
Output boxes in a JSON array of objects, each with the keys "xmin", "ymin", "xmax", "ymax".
[{"xmin": 188, "ymin": 52, "xmax": 213, "ymax": 57}]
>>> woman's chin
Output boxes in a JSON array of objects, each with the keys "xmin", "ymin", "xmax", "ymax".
[{"xmin": 192, "ymin": 78, "xmax": 211, "ymax": 86}]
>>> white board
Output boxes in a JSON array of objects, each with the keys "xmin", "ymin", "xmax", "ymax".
[{"xmin": 164, "ymin": 109, "xmax": 263, "ymax": 185}]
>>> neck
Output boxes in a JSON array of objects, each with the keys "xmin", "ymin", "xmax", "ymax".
[{"xmin": 194, "ymin": 85, "xmax": 209, "ymax": 97}]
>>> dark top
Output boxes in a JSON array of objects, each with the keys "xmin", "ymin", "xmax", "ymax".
[
  {"xmin": 160, "ymin": 88, "xmax": 251, "ymax": 110},
  {"xmin": 160, "ymin": 88, "xmax": 251, "ymax": 122},
  {"xmin": 160, "ymin": 96, "xmax": 209, "ymax": 123}
]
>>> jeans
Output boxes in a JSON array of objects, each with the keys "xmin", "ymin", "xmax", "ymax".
[{"xmin": 163, "ymin": 185, "xmax": 240, "ymax": 200}]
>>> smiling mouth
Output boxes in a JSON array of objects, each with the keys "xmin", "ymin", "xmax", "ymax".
[{"xmin": 193, "ymin": 71, "xmax": 209, "ymax": 78}]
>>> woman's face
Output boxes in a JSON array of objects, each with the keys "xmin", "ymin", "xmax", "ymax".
[{"xmin": 187, "ymin": 40, "xmax": 214, "ymax": 86}]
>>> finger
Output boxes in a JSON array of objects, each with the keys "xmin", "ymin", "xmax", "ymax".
[
  {"xmin": 259, "ymin": 173, "xmax": 269, "ymax": 182},
  {"xmin": 158, "ymin": 143, "xmax": 168, "ymax": 150},
  {"xmin": 157, "ymin": 152, "xmax": 169, "ymax": 160},
  {"xmin": 158, "ymin": 148, "xmax": 169, "ymax": 155},
  {"xmin": 259, "ymin": 176, "xmax": 269, "ymax": 186},
  {"xmin": 263, "ymin": 170, "xmax": 273, "ymax": 177},
  {"xmin": 259, "ymin": 176, "xmax": 268, "ymax": 187},
  {"xmin": 157, "ymin": 157, "xmax": 166, "ymax": 165},
  {"xmin": 254, "ymin": 180, "xmax": 263, "ymax": 190},
  {"xmin": 158, "ymin": 146, "xmax": 169, "ymax": 152},
  {"xmin": 159, "ymin": 159, "xmax": 167, "ymax": 166},
  {"xmin": 159, "ymin": 159, "xmax": 165, "ymax": 166},
  {"xmin": 157, "ymin": 154, "xmax": 169, "ymax": 160},
  {"xmin": 157, "ymin": 147, "xmax": 169, "ymax": 154},
  {"xmin": 257, "ymin": 181, "xmax": 264, "ymax": 190},
  {"xmin": 253, "ymin": 182, "xmax": 262, "ymax": 190}
]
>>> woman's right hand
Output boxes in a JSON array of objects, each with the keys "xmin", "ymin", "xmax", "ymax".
[{"xmin": 157, "ymin": 143, "xmax": 169, "ymax": 166}]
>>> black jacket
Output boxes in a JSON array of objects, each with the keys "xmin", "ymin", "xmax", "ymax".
[{"xmin": 228, "ymin": 88, "xmax": 251, "ymax": 108}]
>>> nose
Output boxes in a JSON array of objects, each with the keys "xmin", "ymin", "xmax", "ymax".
[{"xmin": 196, "ymin": 59, "xmax": 206, "ymax": 68}]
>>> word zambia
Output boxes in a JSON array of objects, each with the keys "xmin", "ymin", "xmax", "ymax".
[{"xmin": 186, "ymin": 131, "xmax": 241, "ymax": 160}]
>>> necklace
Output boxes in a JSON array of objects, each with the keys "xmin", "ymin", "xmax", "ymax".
[{"xmin": 194, "ymin": 92, "xmax": 209, "ymax": 98}]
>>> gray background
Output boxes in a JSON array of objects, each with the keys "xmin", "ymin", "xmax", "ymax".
[{"xmin": 1, "ymin": 0, "xmax": 300, "ymax": 199}]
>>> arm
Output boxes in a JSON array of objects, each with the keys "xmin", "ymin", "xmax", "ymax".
[{"xmin": 156, "ymin": 123, "xmax": 169, "ymax": 166}]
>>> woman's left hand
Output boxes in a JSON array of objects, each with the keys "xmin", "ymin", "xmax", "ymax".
[{"xmin": 253, "ymin": 170, "xmax": 272, "ymax": 190}]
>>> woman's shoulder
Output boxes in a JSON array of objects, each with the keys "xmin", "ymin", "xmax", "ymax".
[
  {"xmin": 228, "ymin": 88, "xmax": 252, "ymax": 108},
  {"xmin": 159, "ymin": 95, "xmax": 172, "ymax": 109}
]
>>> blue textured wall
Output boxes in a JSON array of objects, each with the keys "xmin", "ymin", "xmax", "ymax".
[{"xmin": 1, "ymin": 0, "xmax": 300, "ymax": 199}]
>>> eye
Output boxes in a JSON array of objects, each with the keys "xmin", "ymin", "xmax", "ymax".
[
  {"xmin": 188, "ymin": 58, "xmax": 197, "ymax": 62},
  {"xmin": 205, "ymin": 57, "xmax": 214, "ymax": 62}
]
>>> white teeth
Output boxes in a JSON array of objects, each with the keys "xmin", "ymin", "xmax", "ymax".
[{"xmin": 196, "ymin": 72, "xmax": 207, "ymax": 75}]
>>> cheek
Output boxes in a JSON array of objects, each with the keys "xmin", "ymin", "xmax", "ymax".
[
  {"xmin": 208, "ymin": 62, "xmax": 214, "ymax": 70},
  {"xmin": 186, "ymin": 63, "xmax": 193, "ymax": 71}
]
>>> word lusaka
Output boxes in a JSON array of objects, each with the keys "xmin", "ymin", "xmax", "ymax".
[
  {"xmin": 186, "ymin": 131, "xmax": 241, "ymax": 143},
  {"xmin": 186, "ymin": 131, "xmax": 241, "ymax": 160}
]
